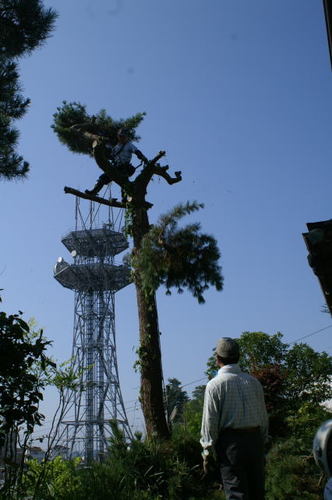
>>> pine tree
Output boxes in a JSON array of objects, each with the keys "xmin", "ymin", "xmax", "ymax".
[
  {"xmin": 52, "ymin": 103, "xmax": 223, "ymax": 439},
  {"xmin": 0, "ymin": 0, "xmax": 57, "ymax": 179}
]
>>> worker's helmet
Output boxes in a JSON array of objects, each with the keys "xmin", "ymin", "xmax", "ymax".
[{"xmin": 313, "ymin": 420, "xmax": 332, "ymax": 476}]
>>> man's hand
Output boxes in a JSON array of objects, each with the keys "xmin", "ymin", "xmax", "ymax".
[
  {"xmin": 203, "ymin": 456, "xmax": 209, "ymax": 476},
  {"xmin": 201, "ymin": 450, "xmax": 220, "ymax": 482},
  {"xmin": 201, "ymin": 450, "xmax": 210, "ymax": 477}
]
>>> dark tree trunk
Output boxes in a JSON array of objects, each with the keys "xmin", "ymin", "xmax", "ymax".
[
  {"xmin": 64, "ymin": 146, "xmax": 181, "ymax": 440},
  {"xmin": 132, "ymin": 207, "xmax": 170, "ymax": 439}
]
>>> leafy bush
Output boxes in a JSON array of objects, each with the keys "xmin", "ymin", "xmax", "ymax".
[
  {"xmin": 265, "ymin": 438, "xmax": 324, "ymax": 499},
  {"xmin": 23, "ymin": 456, "xmax": 82, "ymax": 499},
  {"xmin": 20, "ymin": 425, "xmax": 224, "ymax": 500}
]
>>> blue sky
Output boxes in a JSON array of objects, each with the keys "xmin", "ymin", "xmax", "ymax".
[{"xmin": 2, "ymin": 0, "xmax": 332, "ymax": 436}]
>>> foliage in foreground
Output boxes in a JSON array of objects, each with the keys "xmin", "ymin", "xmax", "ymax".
[
  {"xmin": 0, "ymin": 300, "xmax": 83, "ymax": 499},
  {"xmin": 0, "ymin": 313, "xmax": 54, "ymax": 442},
  {"xmin": 22, "ymin": 426, "xmax": 224, "ymax": 500},
  {"xmin": 19, "ymin": 430, "xmax": 327, "ymax": 500},
  {"xmin": 2, "ymin": 330, "xmax": 330, "ymax": 499},
  {"xmin": 265, "ymin": 437, "xmax": 324, "ymax": 500},
  {"xmin": 0, "ymin": 306, "xmax": 57, "ymax": 499}
]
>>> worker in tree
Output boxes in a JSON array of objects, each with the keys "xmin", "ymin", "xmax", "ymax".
[{"xmin": 85, "ymin": 127, "xmax": 148, "ymax": 196}]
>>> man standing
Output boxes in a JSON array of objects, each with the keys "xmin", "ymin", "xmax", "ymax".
[{"xmin": 201, "ymin": 337, "xmax": 268, "ymax": 500}]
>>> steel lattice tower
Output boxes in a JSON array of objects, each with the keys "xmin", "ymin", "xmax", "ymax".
[{"xmin": 53, "ymin": 191, "xmax": 133, "ymax": 462}]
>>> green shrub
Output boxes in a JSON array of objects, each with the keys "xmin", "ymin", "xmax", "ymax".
[
  {"xmin": 265, "ymin": 438, "xmax": 324, "ymax": 500},
  {"xmin": 22, "ymin": 456, "xmax": 82, "ymax": 499},
  {"xmin": 20, "ymin": 426, "xmax": 223, "ymax": 499}
]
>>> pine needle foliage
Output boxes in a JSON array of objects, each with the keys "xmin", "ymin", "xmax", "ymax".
[
  {"xmin": 0, "ymin": 0, "xmax": 57, "ymax": 179},
  {"xmin": 131, "ymin": 201, "xmax": 223, "ymax": 303},
  {"xmin": 0, "ymin": 58, "xmax": 30, "ymax": 178},
  {"xmin": 0, "ymin": 0, "xmax": 57, "ymax": 58},
  {"xmin": 52, "ymin": 101, "xmax": 146, "ymax": 157}
]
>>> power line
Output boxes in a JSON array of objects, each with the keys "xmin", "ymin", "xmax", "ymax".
[
  {"xmin": 175, "ymin": 325, "xmax": 332, "ymax": 393},
  {"xmin": 290, "ymin": 324, "xmax": 332, "ymax": 344},
  {"xmin": 34, "ymin": 325, "xmax": 332, "ymax": 437},
  {"xmin": 181, "ymin": 377, "xmax": 207, "ymax": 389}
]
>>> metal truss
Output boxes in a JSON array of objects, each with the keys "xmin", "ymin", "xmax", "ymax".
[{"xmin": 54, "ymin": 189, "xmax": 133, "ymax": 462}]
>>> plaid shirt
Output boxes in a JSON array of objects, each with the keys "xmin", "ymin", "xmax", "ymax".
[{"xmin": 200, "ymin": 364, "xmax": 268, "ymax": 455}]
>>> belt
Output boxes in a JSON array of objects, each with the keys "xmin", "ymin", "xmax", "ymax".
[{"xmin": 223, "ymin": 426, "xmax": 260, "ymax": 433}]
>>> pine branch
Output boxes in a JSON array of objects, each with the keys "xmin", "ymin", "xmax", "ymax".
[
  {"xmin": 0, "ymin": 1, "xmax": 57, "ymax": 180},
  {"xmin": 0, "ymin": 1, "xmax": 57, "ymax": 58},
  {"xmin": 131, "ymin": 202, "xmax": 223, "ymax": 302},
  {"xmin": 52, "ymin": 102, "xmax": 145, "ymax": 155}
]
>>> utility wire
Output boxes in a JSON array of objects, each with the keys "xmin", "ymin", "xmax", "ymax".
[
  {"xmin": 181, "ymin": 377, "xmax": 207, "ymax": 389},
  {"xmin": 33, "ymin": 325, "xmax": 332, "ymax": 437},
  {"xmin": 290, "ymin": 324, "xmax": 332, "ymax": 344},
  {"xmin": 177, "ymin": 324, "xmax": 332, "ymax": 392}
]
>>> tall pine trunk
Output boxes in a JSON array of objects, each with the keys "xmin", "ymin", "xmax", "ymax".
[{"xmin": 132, "ymin": 207, "xmax": 170, "ymax": 439}]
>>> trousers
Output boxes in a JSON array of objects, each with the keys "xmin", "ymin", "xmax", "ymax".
[{"xmin": 216, "ymin": 428, "xmax": 265, "ymax": 500}]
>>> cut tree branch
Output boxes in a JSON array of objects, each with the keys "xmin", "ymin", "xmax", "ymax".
[
  {"xmin": 64, "ymin": 186, "xmax": 125, "ymax": 208},
  {"xmin": 134, "ymin": 151, "xmax": 182, "ymax": 194},
  {"xmin": 151, "ymin": 165, "xmax": 182, "ymax": 185},
  {"xmin": 64, "ymin": 186, "xmax": 153, "ymax": 209}
]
